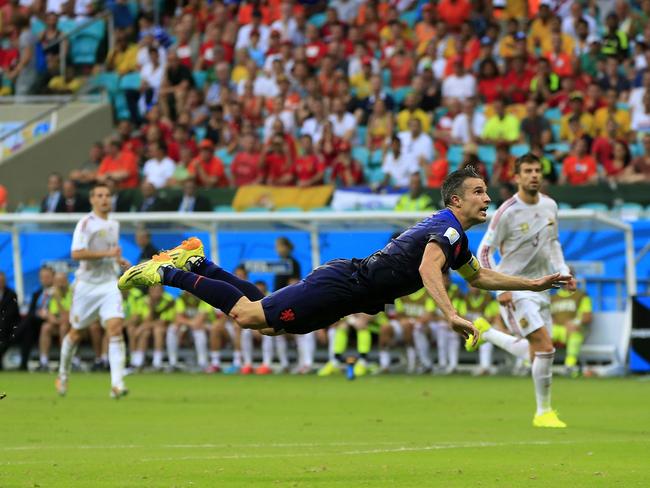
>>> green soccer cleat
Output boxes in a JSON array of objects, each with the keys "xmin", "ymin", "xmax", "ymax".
[
  {"xmin": 166, "ymin": 237, "xmax": 205, "ymax": 270},
  {"xmin": 317, "ymin": 361, "xmax": 342, "ymax": 377},
  {"xmin": 533, "ymin": 410, "xmax": 567, "ymax": 428},
  {"xmin": 465, "ymin": 317, "xmax": 492, "ymax": 352},
  {"xmin": 118, "ymin": 253, "xmax": 172, "ymax": 290}
]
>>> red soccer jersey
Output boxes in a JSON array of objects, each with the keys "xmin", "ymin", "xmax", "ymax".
[
  {"xmin": 98, "ymin": 151, "xmax": 139, "ymax": 189},
  {"xmin": 188, "ymin": 156, "xmax": 228, "ymax": 187},
  {"xmin": 231, "ymin": 151, "xmax": 264, "ymax": 186},
  {"xmin": 562, "ymin": 155, "xmax": 597, "ymax": 185},
  {"xmin": 265, "ymin": 152, "xmax": 295, "ymax": 185},
  {"xmin": 294, "ymin": 154, "xmax": 325, "ymax": 185},
  {"xmin": 331, "ymin": 158, "xmax": 364, "ymax": 187}
]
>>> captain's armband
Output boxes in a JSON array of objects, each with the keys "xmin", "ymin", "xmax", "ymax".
[{"xmin": 457, "ymin": 255, "xmax": 481, "ymax": 280}]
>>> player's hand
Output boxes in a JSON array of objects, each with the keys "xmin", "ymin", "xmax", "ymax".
[
  {"xmin": 106, "ymin": 246, "xmax": 122, "ymax": 258},
  {"xmin": 118, "ymin": 257, "xmax": 131, "ymax": 269},
  {"xmin": 564, "ymin": 276, "xmax": 577, "ymax": 292},
  {"xmin": 449, "ymin": 315, "xmax": 479, "ymax": 348},
  {"xmin": 497, "ymin": 291, "xmax": 513, "ymax": 307},
  {"xmin": 529, "ymin": 272, "xmax": 572, "ymax": 291}
]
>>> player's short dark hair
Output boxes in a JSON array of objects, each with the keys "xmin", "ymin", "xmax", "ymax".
[
  {"xmin": 90, "ymin": 182, "xmax": 112, "ymax": 197},
  {"xmin": 441, "ymin": 166, "xmax": 482, "ymax": 206},
  {"xmin": 514, "ymin": 153, "xmax": 542, "ymax": 174}
]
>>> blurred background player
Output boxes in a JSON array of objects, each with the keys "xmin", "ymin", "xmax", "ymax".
[
  {"xmin": 476, "ymin": 153, "xmax": 574, "ymax": 428},
  {"xmin": 465, "ymin": 285, "xmax": 501, "ymax": 376},
  {"xmin": 168, "ymin": 291, "xmax": 215, "ymax": 372},
  {"xmin": 38, "ymin": 271, "xmax": 71, "ymax": 371},
  {"xmin": 431, "ymin": 274, "xmax": 462, "ymax": 374},
  {"xmin": 56, "ymin": 183, "xmax": 130, "ymax": 398},
  {"xmin": 123, "ymin": 288, "xmax": 144, "ymax": 370},
  {"xmin": 551, "ymin": 278, "xmax": 593, "ymax": 377},
  {"xmin": 132, "ymin": 285, "xmax": 175, "ymax": 371}
]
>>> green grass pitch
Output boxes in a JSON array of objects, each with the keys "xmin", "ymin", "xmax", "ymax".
[{"xmin": 1, "ymin": 373, "xmax": 649, "ymax": 487}]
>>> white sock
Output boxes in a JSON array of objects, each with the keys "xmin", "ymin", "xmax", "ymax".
[
  {"xmin": 232, "ymin": 350, "xmax": 242, "ymax": 368},
  {"xmin": 327, "ymin": 327, "xmax": 336, "ymax": 361},
  {"xmin": 479, "ymin": 342, "xmax": 494, "ymax": 369},
  {"xmin": 108, "ymin": 336, "xmax": 126, "ymax": 389},
  {"xmin": 296, "ymin": 335, "xmax": 306, "ymax": 367},
  {"xmin": 303, "ymin": 332, "xmax": 316, "ymax": 368},
  {"xmin": 153, "ymin": 350, "xmax": 163, "ymax": 368},
  {"xmin": 413, "ymin": 325, "xmax": 432, "ymax": 368},
  {"xmin": 166, "ymin": 327, "xmax": 179, "ymax": 367},
  {"xmin": 40, "ymin": 354, "xmax": 48, "ymax": 366},
  {"xmin": 434, "ymin": 324, "xmax": 448, "ymax": 367},
  {"xmin": 275, "ymin": 335, "xmax": 289, "ymax": 368},
  {"xmin": 379, "ymin": 350, "xmax": 390, "ymax": 369},
  {"xmin": 406, "ymin": 346, "xmax": 416, "ymax": 372},
  {"xmin": 72, "ymin": 356, "xmax": 81, "ymax": 368},
  {"xmin": 483, "ymin": 328, "xmax": 529, "ymax": 359},
  {"xmin": 58, "ymin": 335, "xmax": 78, "ymax": 378},
  {"xmin": 532, "ymin": 349, "xmax": 555, "ymax": 415},
  {"xmin": 131, "ymin": 350, "xmax": 144, "ymax": 368},
  {"xmin": 192, "ymin": 329, "xmax": 208, "ymax": 368},
  {"xmin": 262, "ymin": 335, "xmax": 273, "ymax": 366},
  {"xmin": 447, "ymin": 329, "xmax": 460, "ymax": 369},
  {"xmin": 101, "ymin": 354, "xmax": 108, "ymax": 363},
  {"xmin": 241, "ymin": 328, "xmax": 253, "ymax": 366},
  {"xmin": 210, "ymin": 351, "xmax": 221, "ymax": 367}
]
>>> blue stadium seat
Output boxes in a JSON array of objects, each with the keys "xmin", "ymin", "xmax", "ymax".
[
  {"xmin": 393, "ymin": 87, "xmax": 413, "ymax": 106},
  {"xmin": 307, "ymin": 12, "xmax": 326, "ymax": 28},
  {"xmin": 618, "ymin": 202, "xmax": 644, "ymax": 220},
  {"xmin": 90, "ymin": 72, "xmax": 119, "ymax": 94},
  {"xmin": 244, "ymin": 207, "xmax": 271, "ymax": 212},
  {"xmin": 194, "ymin": 126, "xmax": 206, "ymax": 142},
  {"xmin": 370, "ymin": 149, "xmax": 384, "ymax": 167},
  {"xmin": 30, "ymin": 18, "xmax": 46, "ymax": 36},
  {"xmin": 213, "ymin": 205, "xmax": 233, "ymax": 212},
  {"xmin": 399, "ymin": 10, "xmax": 419, "ymax": 28},
  {"xmin": 544, "ymin": 107, "xmax": 562, "ymax": 122},
  {"xmin": 57, "ymin": 18, "xmax": 76, "ymax": 35},
  {"xmin": 192, "ymin": 71, "xmax": 208, "ymax": 89},
  {"xmin": 447, "ymin": 145, "xmax": 464, "ymax": 170},
  {"xmin": 550, "ymin": 123, "xmax": 561, "ymax": 141},
  {"xmin": 357, "ymin": 125, "xmax": 367, "ymax": 146},
  {"xmin": 364, "ymin": 166, "xmax": 385, "ymax": 185},
  {"xmin": 478, "ymin": 145, "xmax": 496, "ymax": 166},
  {"xmin": 630, "ymin": 142, "xmax": 644, "ymax": 158},
  {"xmin": 276, "ymin": 206, "xmax": 303, "ymax": 212},
  {"xmin": 113, "ymin": 92, "xmax": 130, "ymax": 120},
  {"xmin": 216, "ymin": 148, "xmax": 234, "ymax": 166},
  {"xmin": 352, "ymin": 146, "xmax": 369, "ymax": 166},
  {"xmin": 310, "ymin": 206, "xmax": 332, "ymax": 212},
  {"xmin": 70, "ymin": 35, "xmax": 101, "ymax": 65},
  {"xmin": 510, "ymin": 143, "xmax": 530, "ymax": 157},
  {"xmin": 558, "ymin": 202, "xmax": 572, "ymax": 210},
  {"xmin": 544, "ymin": 142, "xmax": 570, "ymax": 154},
  {"xmin": 119, "ymin": 72, "xmax": 141, "ymax": 90},
  {"xmin": 381, "ymin": 69, "xmax": 391, "ymax": 87},
  {"xmin": 76, "ymin": 19, "xmax": 105, "ymax": 40}
]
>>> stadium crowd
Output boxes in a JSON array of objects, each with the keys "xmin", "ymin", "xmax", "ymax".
[{"xmin": 2, "ymin": 0, "xmax": 650, "ymax": 213}]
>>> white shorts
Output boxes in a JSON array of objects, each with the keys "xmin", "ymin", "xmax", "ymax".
[
  {"xmin": 70, "ymin": 280, "xmax": 124, "ymax": 330},
  {"xmin": 500, "ymin": 291, "xmax": 551, "ymax": 338}
]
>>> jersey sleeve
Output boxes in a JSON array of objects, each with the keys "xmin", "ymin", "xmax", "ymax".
[
  {"xmin": 71, "ymin": 218, "xmax": 90, "ymax": 252},
  {"xmin": 426, "ymin": 220, "xmax": 462, "ymax": 267},
  {"xmin": 477, "ymin": 207, "xmax": 508, "ymax": 269}
]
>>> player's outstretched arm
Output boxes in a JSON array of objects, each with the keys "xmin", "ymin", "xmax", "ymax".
[
  {"xmin": 71, "ymin": 247, "xmax": 121, "ymax": 261},
  {"xmin": 468, "ymin": 267, "xmax": 571, "ymax": 292}
]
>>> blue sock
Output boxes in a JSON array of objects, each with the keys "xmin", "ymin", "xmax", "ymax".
[
  {"xmin": 193, "ymin": 259, "xmax": 264, "ymax": 301},
  {"xmin": 162, "ymin": 267, "xmax": 243, "ymax": 314}
]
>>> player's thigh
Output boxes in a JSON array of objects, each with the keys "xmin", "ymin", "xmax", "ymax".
[
  {"xmin": 70, "ymin": 283, "xmax": 101, "ymax": 331},
  {"xmin": 97, "ymin": 284, "xmax": 125, "ymax": 326},
  {"xmin": 389, "ymin": 320, "xmax": 403, "ymax": 343},
  {"xmin": 512, "ymin": 297, "xmax": 551, "ymax": 338}
]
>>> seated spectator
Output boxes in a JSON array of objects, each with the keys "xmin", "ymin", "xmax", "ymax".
[
  {"xmin": 601, "ymin": 12, "xmax": 629, "ymax": 61},
  {"xmin": 632, "ymin": 91, "xmax": 650, "ymax": 135},
  {"xmin": 361, "ymin": 73, "xmax": 395, "ymax": 117},
  {"xmin": 188, "ymin": 140, "xmax": 229, "ymax": 187},
  {"xmin": 196, "ymin": 23, "xmax": 228, "ymax": 72},
  {"xmin": 442, "ymin": 56, "xmax": 477, "ymax": 102},
  {"xmin": 450, "ymin": 97, "xmax": 485, "ymax": 145},
  {"xmin": 481, "ymin": 98, "xmax": 520, "ymax": 144},
  {"xmin": 477, "ymin": 58, "xmax": 503, "ymax": 104},
  {"xmin": 97, "ymin": 139, "xmax": 139, "ymax": 190},
  {"xmin": 135, "ymin": 181, "xmax": 165, "ymax": 212},
  {"xmin": 411, "ymin": 70, "xmax": 440, "ymax": 113},
  {"xmin": 0, "ymin": 185, "xmax": 7, "ymax": 212},
  {"xmin": 386, "ymin": 40, "xmax": 415, "ymax": 89},
  {"xmin": 236, "ymin": 9, "xmax": 270, "ymax": 53},
  {"xmin": 520, "ymin": 99, "xmax": 552, "ymax": 147},
  {"xmin": 135, "ymin": 227, "xmax": 159, "ymax": 263},
  {"xmin": 592, "ymin": 119, "xmax": 619, "ymax": 174},
  {"xmin": 206, "ymin": 61, "xmax": 235, "ymax": 106},
  {"xmin": 491, "ymin": 143, "xmax": 516, "ymax": 186},
  {"xmin": 300, "ymin": 98, "xmax": 329, "ymax": 146},
  {"xmin": 594, "ymin": 88, "xmax": 631, "ymax": 139},
  {"xmin": 395, "ymin": 173, "xmax": 435, "ymax": 211},
  {"xmin": 560, "ymin": 137, "xmax": 598, "ymax": 185},
  {"xmin": 60, "ymin": 180, "xmax": 90, "ymax": 213},
  {"xmin": 527, "ymin": 2, "xmax": 553, "ymax": 53},
  {"xmin": 618, "ymin": 134, "xmax": 650, "ymax": 183},
  {"xmin": 171, "ymin": 179, "xmax": 212, "ymax": 212},
  {"xmin": 545, "ymin": 31, "xmax": 574, "ymax": 78},
  {"xmin": 605, "ymin": 140, "xmax": 631, "ymax": 181},
  {"xmin": 461, "ymin": 145, "xmax": 489, "ymax": 182},
  {"xmin": 133, "ymin": 46, "xmax": 166, "ymax": 121},
  {"xmin": 106, "ymin": 28, "xmax": 138, "ymax": 76},
  {"xmin": 399, "ymin": 118, "xmax": 434, "ymax": 169},
  {"xmin": 328, "ymin": 97, "xmax": 357, "ymax": 141},
  {"xmin": 160, "ymin": 50, "xmax": 195, "ymax": 121},
  {"xmin": 530, "ymin": 58, "xmax": 560, "ymax": 105},
  {"xmin": 349, "ymin": 55, "xmax": 374, "ymax": 99},
  {"xmin": 381, "ymin": 136, "xmax": 418, "ymax": 188},
  {"xmin": 629, "ymin": 70, "xmax": 650, "ymax": 116},
  {"xmin": 317, "ymin": 121, "xmax": 343, "ymax": 167},
  {"xmin": 239, "ymin": 78, "xmax": 264, "ymax": 126},
  {"xmin": 38, "ymin": 271, "xmax": 70, "ymax": 371},
  {"xmin": 39, "ymin": 11, "xmax": 66, "ymax": 76},
  {"xmin": 396, "ymin": 93, "xmax": 431, "ymax": 133},
  {"xmin": 366, "ymin": 98, "xmax": 393, "ymax": 150},
  {"xmin": 503, "ymin": 54, "xmax": 534, "ymax": 104},
  {"xmin": 41, "ymin": 173, "xmax": 64, "ymax": 213},
  {"xmin": 330, "ymin": 141, "xmax": 364, "ymax": 187},
  {"xmin": 294, "ymin": 135, "xmax": 325, "ymax": 187},
  {"xmin": 262, "ymin": 133, "xmax": 295, "ymax": 186},
  {"xmin": 436, "ymin": 0, "xmax": 471, "ymax": 29},
  {"xmin": 172, "ymin": 23, "xmax": 197, "ymax": 69},
  {"xmin": 231, "ymin": 133, "xmax": 264, "ymax": 186},
  {"xmin": 264, "ymin": 95, "xmax": 296, "ymax": 142},
  {"xmin": 143, "ymin": 141, "xmax": 176, "ymax": 189},
  {"xmin": 597, "ymin": 56, "xmax": 631, "ymax": 96},
  {"xmin": 530, "ymin": 143, "xmax": 558, "ymax": 184}
]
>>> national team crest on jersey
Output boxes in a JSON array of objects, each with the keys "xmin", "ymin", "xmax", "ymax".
[
  {"xmin": 444, "ymin": 227, "xmax": 460, "ymax": 245},
  {"xmin": 280, "ymin": 308, "xmax": 295, "ymax": 322},
  {"xmin": 520, "ymin": 223, "xmax": 529, "ymax": 233}
]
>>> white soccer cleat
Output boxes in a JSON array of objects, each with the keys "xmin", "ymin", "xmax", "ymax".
[
  {"xmin": 110, "ymin": 386, "xmax": 129, "ymax": 399},
  {"xmin": 55, "ymin": 375, "xmax": 68, "ymax": 396}
]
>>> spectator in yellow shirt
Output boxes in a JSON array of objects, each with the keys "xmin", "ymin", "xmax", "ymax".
[
  {"xmin": 349, "ymin": 57, "xmax": 374, "ymax": 99},
  {"xmin": 106, "ymin": 29, "xmax": 139, "ymax": 75},
  {"xmin": 560, "ymin": 93, "xmax": 595, "ymax": 142},
  {"xmin": 396, "ymin": 93, "xmax": 431, "ymax": 133},
  {"xmin": 594, "ymin": 89, "xmax": 631, "ymax": 139},
  {"xmin": 481, "ymin": 98, "xmax": 520, "ymax": 144},
  {"xmin": 47, "ymin": 67, "xmax": 84, "ymax": 94}
]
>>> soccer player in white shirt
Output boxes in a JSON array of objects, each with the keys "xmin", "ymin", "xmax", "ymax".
[
  {"xmin": 56, "ymin": 183, "xmax": 130, "ymax": 398},
  {"xmin": 475, "ymin": 153, "xmax": 575, "ymax": 428}
]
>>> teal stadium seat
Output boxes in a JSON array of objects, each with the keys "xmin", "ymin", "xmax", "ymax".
[
  {"xmin": 370, "ymin": 149, "xmax": 384, "ymax": 167},
  {"xmin": 91, "ymin": 72, "xmax": 119, "ymax": 94},
  {"xmin": 365, "ymin": 166, "xmax": 385, "ymax": 185},
  {"xmin": 630, "ymin": 142, "xmax": 644, "ymax": 158},
  {"xmin": 578, "ymin": 203, "xmax": 609, "ymax": 211},
  {"xmin": 510, "ymin": 144, "xmax": 530, "ymax": 157},
  {"xmin": 393, "ymin": 87, "xmax": 413, "ymax": 106},
  {"xmin": 478, "ymin": 145, "xmax": 496, "ymax": 166},
  {"xmin": 311, "ymin": 206, "xmax": 332, "ymax": 212},
  {"xmin": 192, "ymin": 71, "xmax": 208, "ymax": 89},
  {"xmin": 70, "ymin": 20, "xmax": 105, "ymax": 65},
  {"xmin": 544, "ymin": 107, "xmax": 562, "ymax": 122},
  {"xmin": 213, "ymin": 205, "xmax": 233, "ymax": 212},
  {"xmin": 194, "ymin": 126, "xmax": 206, "ymax": 142},
  {"xmin": 618, "ymin": 203, "xmax": 644, "ymax": 220},
  {"xmin": 357, "ymin": 125, "xmax": 367, "ymax": 146},
  {"xmin": 447, "ymin": 145, "xmax": 464, "ymax": 171},
  {"xmin": 307, "ymin": 12, "xmax": 326, "ymax": 28},
  {"xmin": 216, "ymin": 148, "xmax": 234, "ymax": 166},
  {"xmin": 119, "ymin": 72, "xmax": 141, "ymax": 91},
  {"xmin": 399, "ymin": 10, "xmax": 419, "ymax": 28},
  {"xmin": 352, "ymin": 146, "xmax": 369, "ymax": 166},
  {"xmin": 31, "ymin": 18, "xmax": 46, "ymax": 36},
  {"xmin": 382, "ymin": 69, "xmax": 391, "ymax": 87},
  {"xmin": 244, "ymin": 207, "xmax": 271, "ymax": 212},
  {"xmin": 558, "ymin": 202, "xmax": 572, "ymax": 210},
  {"xmin": 276, "ymin": 206, "xmax": 303, "ymax": 212},
  {"xmin": 57, "ymin": 18, "xmax": 76, "ymax": 35}
]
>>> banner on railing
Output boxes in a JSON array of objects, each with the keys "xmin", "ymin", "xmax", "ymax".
[
  {"xmin": 232, "ymin": 185, "xmax": 334, "ymax": 211},
  {"xmin": 331, "ymin": 187, "xmax": 406, "ymax": 211}
]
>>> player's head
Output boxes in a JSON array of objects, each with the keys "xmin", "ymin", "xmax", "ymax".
[
  {"xmin": 53, "ymin": 271, "xmax": 69, "ymax": 289},
  {"xmin": 441, "ymin": 166, "xmax": 490, "ymax": 226},
  {"xmin": 275, "ymin": 236, "xmax": 294, "ymax": 258},
  {"xmin": 514, "ymin": 153, "xmax": 542, "ymax": 195},
  {"xmin": 234, "ymin": 264, "xmax": 248, "ymax": 280},
  {"xmin": 89, "ymin": 183, "xmax": 112, "ymax": 215}
]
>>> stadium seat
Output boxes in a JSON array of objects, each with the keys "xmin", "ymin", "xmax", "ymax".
[
  {"xmin": 352, "ymin": 146, "xmax": 369, "ymax": 166},
  {"xmin": 381, "ymin": 69, "xmax": 391, "ymax": 87},
  {"xmin": 478, "ymin": 145, "xmax": 496, "ymax": 166},
  {"xmin": 244, "ymin": 207, "xmax": 271, "ymax": 212},
  {"xmin": 310, "ymin": 206, "xmax": 332, "ymax": 212},
  {"xmin": 550, "ymin": 123, "xmax": 561, "ymax": 141},
  {"xmin": 364, "ymin": 166, "xmax": 385, "ymax": 185},
  {"xmin": 119, "ymin": 72, "xmax": 142, "ymax": 91},
  {"xmin": 213, "ymin": 205, "xmax": 233, "ymax": 212},
  {"xmin": 630, "ymin": 142, "xmax": 644, "ymax": 158},
  {"xmin": 90, "ymin": 72, "xmax": 119, "ymax": 94},
  {"xmin": 276, "ymin": 206, "xmax": 303, "ymax": 212},
  {"xmin": 544, "ymin": 142, "xmax": 570, "ymax": 154},
  {"xmin": 392, "ymin": 87, "xmax": 413, "ymax": 106},
  {"xmin": 558, "ymin": 202, "xmax": 572, "ymax": 210},
  {"xmin": 447, "ymin": 145, "xmax": 464, "ymax": 171},
  {"xmin": 113, "ymin": 92, "xmax": 130, "ymax": 120},
  {"xmin": 76, "ymin": 19, "xmax": 105, "ymax": 40},
  {"xmin": 544, "ymin": 107, "xmax": 562, "ymax": 122},
  {"xmin": 510, "ymin": 144, "xmax": 530, "ymax": 157},
  {"xmin": 30, "ymin": 18, "xmax": 46, "ymax": 36},
  {"xmin": 357, "ymin": 125, "xmax": 367, "ymax": 146},
  {"xmin": 216, "ymin": 148, "xmax": 234, "ymax": 166},
  {"xmin": 618, "ymin": 202, "xmax": 644, "ymax": 221},
  {"xmin": 70, "ymin": 35, "xmax": 101, "ymax": 65},
  {"xmin": 578, "ymin": 203, "xmax": 609, "ymax": 211},
  {"xmin": 194, "ymin": 126, "xmax": 206, "ymax": 142},
  {"xmin": 307, "ymin": 12, "xmax": 326, "ymax": 28},
  {"xmin": 192, "ymin": 71, "xmax": 208, "ymax": 89},
  {"xmin": 399, "ymin": 9, "xmax": 419, "ymax": 28},
  {"xmin": 57, "ymin": 18, "xmax": 76, "ymax": 35}
]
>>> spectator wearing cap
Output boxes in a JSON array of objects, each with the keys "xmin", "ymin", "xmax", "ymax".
[
  {"xmin": 97, "ymin": 139, "xmax": 139, "ymax": 190},
  {"xmin": 451, "ymin": 97, "xmax": 485, "ymax": 145},
  {"xmin": 231, "ymin": 133, "xmax": 264, "ymax": 186},
  {"xmin": 330, "ymin": 140, "xmax": 364, "ymax": 187},
  {"xmin": 236, "ymin": 9, "xmax": 270, "ymax": 52},
  {"xmin": 263, "ymin": 133, "xmax": 295, "ymax": 186},
  {"xmin": 481, "ymin": 99, "xmax": 520, "ymax": 145},
  {"xmin": 594, "ymin": 89, "xmax": 631, "ymax": 139},
  {"xmin": 328, "ymin": 97, "xmax": 357, "ymax": 141},
  {"xmin": 561, "ymin": 137, "xmax": 598, "ymax": 185},
  {"xmin": 397, "ymin": 93, "xmax": 431, "ymax": 133},
  {"xmin": 601, "ymin": 12, "xmax": 629, "ymax": 60},
  {"xmin": 188, "ymin": 140, "xmax": 229, "ymax": 187},
  {"xmin": 294, "ymin": 135, "xmax": 326, "ymax": 187},
  {"xmin": 143, "ymin": 141, "xmax": 176, "ymax": 189},
  {"xmin": 399, "ymin": 117, "xmax": 434, "ymax": 170},
  {"xmin": 381, "ymin": 135, "xmax": 419, "ymax": 188},
  {"xmin": 520, "ymin": 99, "xmax": 552, "ymax": 147},
  {"xmin": 441, "ymin": 56, "xmax": 477, "ymax": 102},
  {"xmin": 560, "ymin": 92, "xmax": 595, "ymax": 142},
  {"xmin": 436, "ymin": 0, "xmax": 472, "ymax": 29}
]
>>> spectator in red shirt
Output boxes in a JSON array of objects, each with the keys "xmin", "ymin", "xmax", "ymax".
[
  {"xmin": 490, "ymin": 143, "xmax": 517, "ymax": 186},
  {"xmin": 591, "ymin": 118, "xmax": 619, "ymax": 175},
  {"xmin": 477, "ymin": 58, "xmax": 503, "ymax": 104},
  {"xmin": 117, "ymin": 119, "xmax": 143, "ymax": 158},
  {"xmin": 167, "ymin": 125, "xmax": 198, "ymax": 162},
  {"xmin": 330, "ymin": 140, "xmax": 364, "ymax": 187},
  {"xmin": 545, "ymin": 32, "xmax": 573, "ymax": 78},
  {"xmin": 263, "ymin": 133, "xmax": 295, "ymax": 186},
  {"xmin": 304, "ymin": 23, "xmax": 328, "ymax": 67},
  {"xmin": 561, "ymin": 137, "xmax": 598, "ymax": 185},
  {"xmin": 317, "ymin": 121, "xmax": 343, "ymax": 167},
  {"xmin": 386, "ymin": 40, "xmax": 415, "ymax": 89},
  {"xmin": 97, "ymin": 139, "xmax": 139, "ymax": 190},
  {"xmin": 294, "ymin": 135, "xmax": 325, "ymax": 187},
  {"xmin": 188, "ymin": 140, "xmax": 229, "ymax": 187},
  {"xmin": 437, "ymin": 0, "xmax": 472, "ymax": 29},
  {"xmin": 503, "ymin": 55, "xmax": 534, "ymax": 104},
  {"xmin": 231, "ymin": 133, "xmax": 264, "ymax": 186}
]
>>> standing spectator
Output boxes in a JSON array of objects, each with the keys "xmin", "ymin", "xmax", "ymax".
[
  {"xmin": 386, "ymin": 41, "xmax": 415, "ymax": 89},
  {"xmin": 39, "ymin": 11, "xmax": 67, "ymax": 77},
  {"xmin": 97, "ymin": 139, "xmax": 139, "ymax": 190},
  {"xmin": 394, "ymin": 173, "xmax": 435, "ymax": 211},
  {"xmin": 0, "ymin": 271, "xmax": 20, "ymax": 370},
  {"xmin": 188, "ymin": 140, "xmax": 229, "ymax": 187},
  {"xmin": 262, "ymin": 134, "xmax": 295, "ymax": 186},
  {"xmin": 520, "ymin": 100, "xmax": 552, "ymax": 147},
  {"xmin": 294, "ymin": 135, "xmax": 325, "ymax": 187},
  {"xmin": 7, "ymin": 15, "xmax": 39, "ymax": 95},
  {"xmin": 330, "ymin": 140, "xmax": 364, "ymax": 187},
  {"xmin": 560, "ymin": 137, "xmax": 599, "ymax": 185},
  {"xmin": 135, "ymin": 228, "xmax": 159, "ymax": 263},
  {"xmin": 231, "ymin": 133, "xmax": 264, "ymax": 186},
  {"xmin": 381, "ymin": 135, "xmax": 418, "ymax": 188},
  {"xmin": 450, "ymin": 97, "xmax": 485, "ymax": 145},
  {"xmin": 40, "ymin": 173, "xmax": 64, "ymax": 213},
  {"xmin": 482, "ymin": 98, "xmax": 521, "ymax": 144},
  {"xmin": 143, "ymin": 141, "xmax": 176, "ymax": 189},
  {"xmin": 60, "ymin": 180, "xmax": 90, "ymax": 213},
  {"xmin": 171, "ymin": 178, "xmax": 212, "ymax": 212},
  {"xmin": 441, "ymin": 57, "xmax": 477, "ymax": 102}
]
